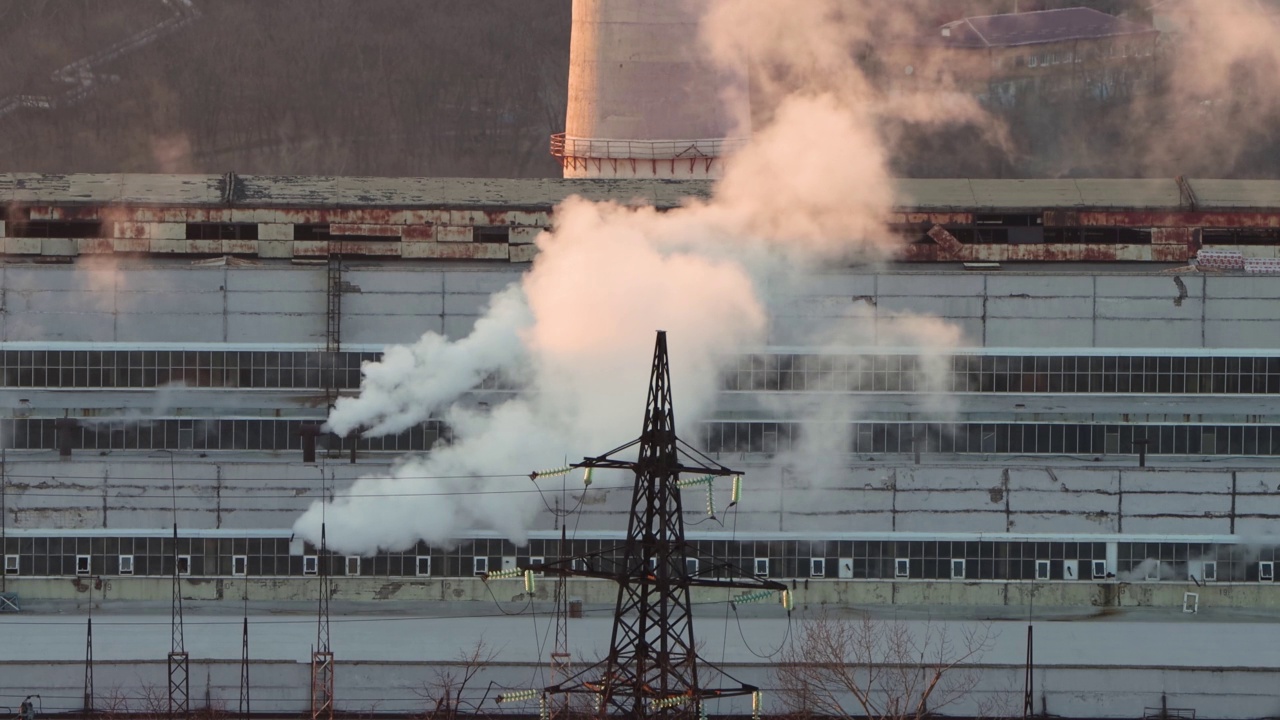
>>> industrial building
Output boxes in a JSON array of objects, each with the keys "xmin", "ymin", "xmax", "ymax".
[
  {"xmin": 6, "ymin": 0, "xmax": 1280, "ymax": 717},
  {"xmin": 2, "ymin": 171, "xmax": 1280, "ymax": 591},
  {"xmin": 3, "ymin": 171, "xmax": 1280, "ymax": 716}
]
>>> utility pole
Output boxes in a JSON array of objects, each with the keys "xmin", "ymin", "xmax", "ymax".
[
  {"xmin": 239, "ymin": 576, "xmax": 250, "ymax": 720},
  {"xmin": 1024, "ymin": 581, "xmax": 1035, "ymax": 720},
  {"xmin": 532, "ymin": 332, "xmax": 787, "ymax": 720},
  {"xmin": 549, "ymin": 523, "xmax": 572, "ymax": 719},
  {"xmin": 311, "ymin": 471, "xmax": 334, "ymax": 720},
  {"xmin": 84, "ymin": 580, "xmax": 94, "ymax": 718},
  {"xmin": 168, "ymin": 454, "xmax": 189, "ymax": 720}
]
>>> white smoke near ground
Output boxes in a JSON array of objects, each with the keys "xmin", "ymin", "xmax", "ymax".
[{"xmin": 294, "ymin": 0, "xmax": 994, "ymax": 554}]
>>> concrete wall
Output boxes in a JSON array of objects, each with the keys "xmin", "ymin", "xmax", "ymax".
[
  {"xmin": 5, "ymin": 458, "xmax": 1280, "ymax": 537},
  {"xmin": 4, "ymin": 612, "xmax": 1280, "ymax": 718},
  {"xmin": 3, "ymin": 264, "xmax": 1275, "ymax": 349},
  {"xmin": 6, "ymin": 574, "xmax": 1280, "ymax": 611}
]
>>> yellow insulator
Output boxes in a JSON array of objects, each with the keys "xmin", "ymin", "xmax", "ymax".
[
  {"xmin": 485, "ymin": 568, "xmax": 522, "ymax": 580},
  {"xmin": 539, "ymin": 694, "xmax": 549, "ymax": 720},
  {"xmin": 730, "ymin": 475, "xmax": 742, "ymax": 505},
  {"xmin": 583, "ymin": 466, "xmax": 594, "ymax": 486},
  {"xmin": 752, "ymin": 691, "xmax": 763, "ymax": 720},
  {"xmin": 524, "ymin": 569, "xmax": 537, "ymax": 594},
  {"xmin": 781, "ymin": 589, "xmax": 794, "ymax": 611},
  {"xmin": 705, "ymin": 485, "xmax": 716, "ymax": 518},
  {"xmin": 497, "ymin": 689, "xmax": 538, "ymax": 703}
]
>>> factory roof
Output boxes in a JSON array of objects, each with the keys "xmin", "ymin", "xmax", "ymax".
[
  {"xmin": 938, "ymin": 7, "xmax": 1158, "ymax": 49},
  {"xmin": 2, "ymin": 174, "xmax": 1278, "ymax": 212}
]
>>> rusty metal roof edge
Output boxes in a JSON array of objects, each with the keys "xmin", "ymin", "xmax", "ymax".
[{"xmin": 1, "ymin": 174, "xmax": 1277, "ymax": 212}]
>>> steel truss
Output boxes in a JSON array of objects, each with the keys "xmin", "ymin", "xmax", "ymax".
[{"xmin": 531, "ymin": 332, "xmax": 785, "ymax": 719}]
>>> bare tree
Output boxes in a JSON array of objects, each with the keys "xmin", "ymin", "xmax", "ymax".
[
  {"xmin": 775, "ymin": 610, "xmax": 1002, "ymax": 720},
  {"xmin": 415, "ymin": 639, "xmax": 500, "ymax": 720}
]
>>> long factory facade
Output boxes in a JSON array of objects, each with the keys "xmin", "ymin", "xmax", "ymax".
[{"xmin": 3, "ymin": 173, "xmax": 1280, "ymax": 606}]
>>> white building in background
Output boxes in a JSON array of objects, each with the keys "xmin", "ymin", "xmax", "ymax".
[{"xmin": 552, "ymin": 0, "xmax": 747, "ymax": 178}]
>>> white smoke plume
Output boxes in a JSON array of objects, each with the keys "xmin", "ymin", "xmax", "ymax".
[{"xmin": 295, "ymin": 0, "xmax": 991, "ymax": 554}]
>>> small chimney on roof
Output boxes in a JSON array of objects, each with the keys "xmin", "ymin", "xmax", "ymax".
[{"xmin": 941, "ymin": 26, "xmax": 952, "ymax": 37}]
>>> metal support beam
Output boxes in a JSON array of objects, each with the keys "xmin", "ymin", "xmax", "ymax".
[
  {"xmin": 167, "ymin": 651, "xmax": 189, "ymax": 720},
  {"xmin": 310, "ymin": 651, "xmax": 334, "ymax": 720}
]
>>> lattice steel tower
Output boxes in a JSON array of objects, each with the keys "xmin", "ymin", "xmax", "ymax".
[
  {"xmin": 311, "ymin": 520, "xmax": 335, "ymax": 720},
  {"xmin": 538, "ymin": 331, "xmax": 785, "ymax": 719}
]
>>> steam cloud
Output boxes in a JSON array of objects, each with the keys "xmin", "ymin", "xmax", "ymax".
[{"xmin": 294, "ymin": 0, "xmax": 995, "ymax": 554}]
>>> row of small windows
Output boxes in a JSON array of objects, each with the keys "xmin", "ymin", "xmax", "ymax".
[
  {"xmin": 4, "ymin": 349, "xmax": 1280, "ymax": 395},
  {"xmin": 4, "ymin": 418, "xmax": 446, "ymax": 452},
  {"xmin": 703, "ymin": 422, "xmax": 1280, "ymax": 457},
  {"xmin": 3, "ymin": 538, "xmax": 1277, "ymax": 583},
  {"xmin": 8, "ymin": 418, "xmax": 1280, "ymax": 456},
  {"xmin": 0, "ymin": 350, "xmax": 380, "ymax": 389},
  {"xmin": 724, "ymin": 354, "xmax": 1280, "ymax": 394}
]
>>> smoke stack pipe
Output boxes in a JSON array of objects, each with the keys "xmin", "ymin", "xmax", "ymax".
[
  {"xmin": 301, "ymin": 424, "xmax": 321, "ymax": 464},
  {"xmin": 1134, "ymin": 438, "xmax": 1149, "ymax": 468},
  {"xmin": 55, "ymin": 418, "xmax": 77, "ymax": 458},
  {"xmin": 556, "ymin": 0, "xmax": 748, "ymax": 178}
]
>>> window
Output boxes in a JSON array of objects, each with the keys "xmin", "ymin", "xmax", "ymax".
[
  {"xmin": 529, "ymin": 556, "xmax": 545, "ymax": 576},
  {"xmin": 1036, "ymin": 560, "xmax": 1050, "ymax": 580},
  {"xmin": 1092, "ymin": 560, "xmax": 1107, "ymax": 579},
  {"xmin": 303, "ymin": 555, "xmax": 318, "ymax": 576},
  {"xmin": 232, "ymin": 555, "xmax": 247, "ymax": 576},
  {"xmin": 416, "ymin": 556, "xmax": 431, "ymax": 577},
  {"xmin": 648, "ymin": 557, "xmax": 658, "ymax": 572},
  {"xmin": 571, "ymin": 557, "xmax": 587, "ymax": 572},
  {"xmin": 346, "ymin": 556, "xmax": 361, "ymax": 576},
  {"xmin": 895, "ymin": 559, "xmax": 910, "ymax": 578},
  {"xmin": 1202, "ymin": 561, "xmax": 1217, "ymax": 582},
  {"xmin": 177, "ymin": 555, "xmax": 191, "ymax": 576},
  {"xmin": 754, "ymin": 558, "xmax": 769, "ymax": 578},
  {"xmin": 76, "ymin": 555, "xmax": 91, "ymax": 576},
  {"xmin": 686, "ymin": 558, "xmax": 699, "ymax": 576},
  {"xmin": 4, "ymin": 555, "xmax": 18, "ymax": 575},
  {"xmin": 1260, "ymin": 561, "xmax": 1274, "ymax": 581},
  {"xmin": 1144, "ymin": 561, "xmax": 1160, "ymax": 581},
  {"xmin": 473, "ymin": 557, "xmax": 488, "ymax": 575},
  {"xmin": 810, "ymin": 558, "xmax": 826, "ymax": 578},
  {"xmin": 951, "ymin": 559, "xmax": 966, "ymax": 579},
  {"xmin": 118, "ymin": 555, "xmax": 133, "ymax": 575},
  {"xmin": 473, "ymin": 227, "xmax": 510, "ymax": 244}
]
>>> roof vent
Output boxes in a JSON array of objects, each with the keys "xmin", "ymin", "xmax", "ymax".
[{"xmin": 941, "ymin": 26, "xmax": 952, "ymax": 37}]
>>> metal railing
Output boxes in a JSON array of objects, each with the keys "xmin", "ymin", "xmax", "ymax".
[{"xmin": 550, "ymin": 133, "xmax": 748, "ymax": 160}]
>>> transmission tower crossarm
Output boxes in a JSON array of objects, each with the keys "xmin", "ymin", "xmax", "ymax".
[{"xmin": 572, "ymin": 457, "xmax": 738, "ymax": 478}]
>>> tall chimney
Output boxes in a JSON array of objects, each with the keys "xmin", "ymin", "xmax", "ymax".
[{"xmin": 554, "ymin": 0, "xmax": 748, "ymax": 179}]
